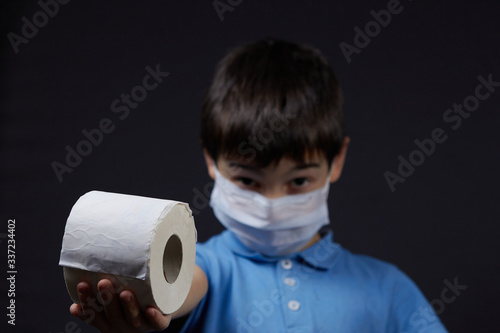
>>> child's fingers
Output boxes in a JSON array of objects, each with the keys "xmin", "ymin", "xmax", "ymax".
[
  {"xmin": 69, "ymin": 303, "xmax": 84, "ymax": 320},
  {"xmin": 72, "ymin": 280, "xmax": 172, "ymax": 332},
  {"xmin": 145, "ymin": 307, "xmax": 172, "ymax": 331},
  {"xmin": 97, "ymin": 279, "xmax": 126, "ymax": 326},
  {"xmin": 120, "ymin": 289, "xmax": 143, "ymax": 329},
  {"xmin": 77, "ymin": 281, "xmax": 110, "ymax": 330}
]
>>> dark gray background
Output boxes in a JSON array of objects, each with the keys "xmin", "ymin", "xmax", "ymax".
[{"xmin": 1, "ymin": 1, "xmax": 499, "ymax": 332}]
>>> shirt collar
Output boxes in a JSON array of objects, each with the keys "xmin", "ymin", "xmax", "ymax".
[
  {"xmin": 221, "ymin": 229, "xmax": 341, "ymax": 269},
  {"xmin": 296, "ymin": 230, "xmax": 341, "ymax": 270}
]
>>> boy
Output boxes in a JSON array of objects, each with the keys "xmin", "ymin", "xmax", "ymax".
[{"xmin": 70, "ymin": 39, "xmax": 447, "ymax": 332}]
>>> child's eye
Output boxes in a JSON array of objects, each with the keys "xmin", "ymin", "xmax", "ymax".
[
  {"xmin": 291, "ymin": 177, "xmax": 308, "ymax": 187},
  {"xmin": 238, "ymin": 177, "xmax": 257, "ymax": 187}
]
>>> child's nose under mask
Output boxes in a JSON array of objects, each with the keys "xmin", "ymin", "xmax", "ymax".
[{"xmin": 209, "ymin": 166, "xmax": 331, "ymax": 257}]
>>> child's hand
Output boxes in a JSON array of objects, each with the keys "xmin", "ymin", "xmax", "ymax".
[{"xmin": 69, "ymin": 279, "xmax": 171, "ymax": 333}]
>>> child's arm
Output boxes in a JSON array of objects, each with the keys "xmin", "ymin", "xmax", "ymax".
[
  {"xmin": 69, "ymin": 264, "xmax": 208, "ymax": 333},
  {"xmin": 170, "ymin": 265, "xmax": 208, "ymax": 319}
]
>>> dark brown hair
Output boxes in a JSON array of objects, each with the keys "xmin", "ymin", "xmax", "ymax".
[{"xmin": 201, "ymin": 38, "xmax": 345, "ymax": 167}]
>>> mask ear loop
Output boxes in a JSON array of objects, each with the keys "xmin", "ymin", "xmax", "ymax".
[
  {"xmin": 326, "ymin": 158, "xmax": 335, "ymax": 183},
  {"xmin": 321, "ymin": 158, "xmax": 335, "ymax": 194},
  {"xmin": 212, "ymin": 163, "xmax": 220, "ymax": 177}
]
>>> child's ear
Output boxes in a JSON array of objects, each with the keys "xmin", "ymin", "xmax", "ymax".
[
  {"xmin": 329, "ymin": 137, "xmax": 350, "ymax": 183},
  {"xmin": 203, "ymin": 149, "xmax": 216, "ymax": 180}
]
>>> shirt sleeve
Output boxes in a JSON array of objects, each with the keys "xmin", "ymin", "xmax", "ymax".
[{"xmin": 388, "ymin": 267, "xmax": 448, "ymax": 333}]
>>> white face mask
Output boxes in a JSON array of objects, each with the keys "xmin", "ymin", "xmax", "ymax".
[{"xmin": 209, "ymin": 166, "xmax": 331, "ymax": 256}]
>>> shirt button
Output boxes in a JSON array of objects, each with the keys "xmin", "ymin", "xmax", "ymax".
[
  {"xmin": 281, "ymin": 259, "xmax": 292, "ymax": 269},
  {"xmin": 284, "ymin": 277, "xmax": 296, "ymax": 287},
  {"xmin": 288, "ymin": 300, "xmax": 300, "ymax": 311}
]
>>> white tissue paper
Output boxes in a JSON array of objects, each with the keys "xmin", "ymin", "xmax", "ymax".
[{"xmin": 59, "ymin": 190, "xmax": 197, "ymax": 314}]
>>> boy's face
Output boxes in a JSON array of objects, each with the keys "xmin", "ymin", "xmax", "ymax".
[{"xmin": 204, "ymin": 139, "xmax": 349, "ymax": 199}]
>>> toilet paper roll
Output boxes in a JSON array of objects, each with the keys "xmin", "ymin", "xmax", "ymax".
[{"xmin": 59, "ymin": 190, "xmax": 197, "ymax": 314}]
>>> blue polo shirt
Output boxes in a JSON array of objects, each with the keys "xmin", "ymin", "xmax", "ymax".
[{"xmin": 179, "ymin": 230, "xmax": 447, "ymax": 333}]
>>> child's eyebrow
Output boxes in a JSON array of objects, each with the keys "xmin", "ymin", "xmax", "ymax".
[
  {"xmin": 227, "ymin": 162, "xmax": 320, "ymax": 172},
  {"xmin": 293, "ymin": 163, "xmax": 320, "ymax": 170}
]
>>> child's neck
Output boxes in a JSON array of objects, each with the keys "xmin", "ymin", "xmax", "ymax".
[{"xmin": 299, "ymin": 232, "xmax": 322, "ymax": 252}]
